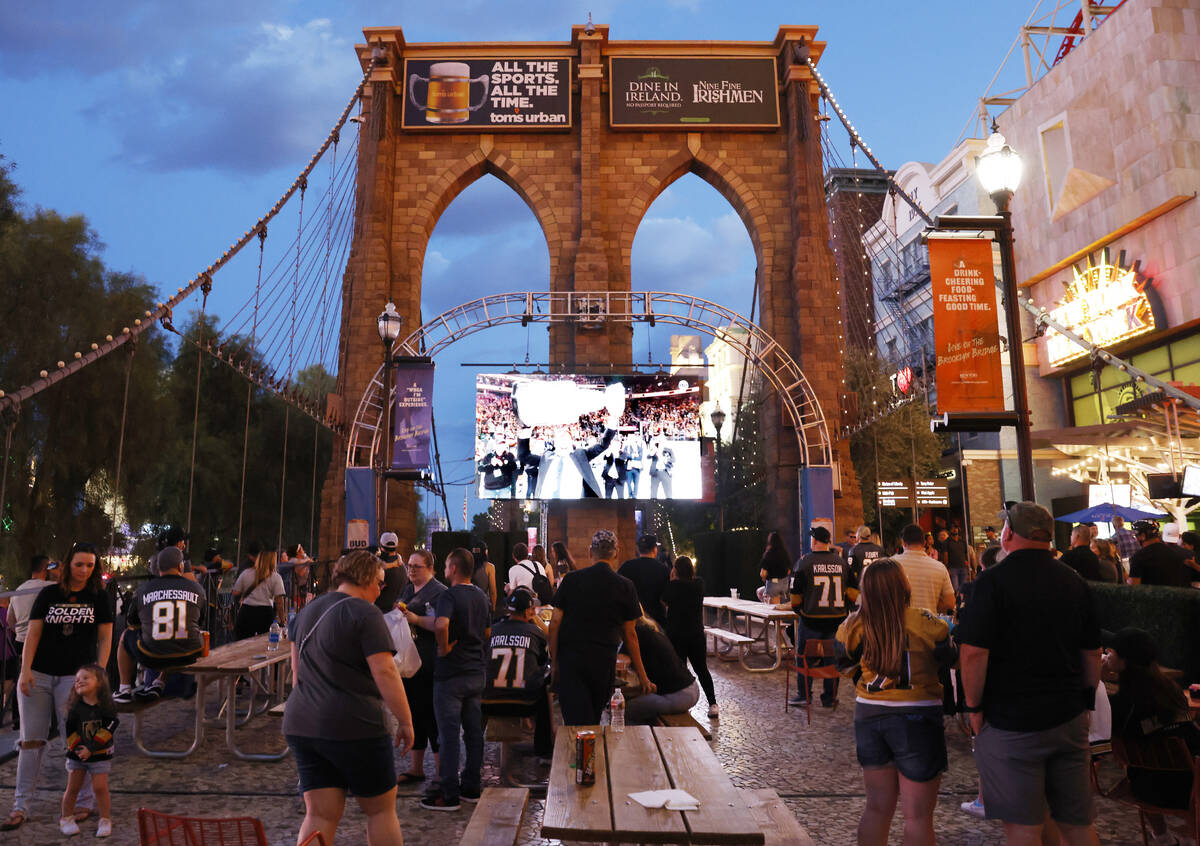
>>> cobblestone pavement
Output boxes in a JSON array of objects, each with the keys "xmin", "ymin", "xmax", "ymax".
[{"xmin": 0, "ymin": 656, "xmax": 1156, "ymax": 845}]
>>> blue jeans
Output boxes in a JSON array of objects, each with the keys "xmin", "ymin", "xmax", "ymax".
[
  {"xmin": 16, "ymin": 671, "xmax": 94, "ymax": 814},
  {"xmin": 795, "ymin": 621, "xmax": 838, "ymax": 703},
  {"xmin": 433, "ymin": 672, "xmax": 485, "ymax": 801},
  {"xmin": 949, "ymin": 568, "xmax": 967, "ymax": 596}
]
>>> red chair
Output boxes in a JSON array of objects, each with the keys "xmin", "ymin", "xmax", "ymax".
[
  {"xmin": 137, "ymin": 809, "xmax": 328, "ymax": 846},
  {"xmin": 1101, "ymin": 737, "xmax": 1200, "ymax": 846},
  {"xmin": 784, "ymin": 638, "xmax": 841, "ymax": 725}
]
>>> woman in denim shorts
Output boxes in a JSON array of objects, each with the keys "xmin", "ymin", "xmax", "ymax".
[{"xmin": 836, "ymin": 559, "xmax": 957, "ymax": 846}]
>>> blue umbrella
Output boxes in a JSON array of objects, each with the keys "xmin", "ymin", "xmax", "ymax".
[{"xmin": 1055, "ymin": 502, "xmax": 1168, "ymax": 523}]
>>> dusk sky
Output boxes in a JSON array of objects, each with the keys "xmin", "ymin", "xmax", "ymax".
[{"xmin": 0, "ymin": 1, "xmax": 1041, "ymax": 529}]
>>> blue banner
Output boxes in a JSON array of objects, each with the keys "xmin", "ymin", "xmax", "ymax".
[
  {"xmin": 392, "ymin": 362, "xmax": 435, "ymax": 471},
  {"xmin": 345, "ymin": 467, "xmax": 377, "ymax": 549},
  {"xmin": 800, "ymin": 467, "xmax": 835, "ymax": 555}
]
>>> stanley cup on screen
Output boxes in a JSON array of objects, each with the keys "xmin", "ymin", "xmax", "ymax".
[{"xmin": 475, "ymin": 373, "xmax": 702, "ymax": 501}]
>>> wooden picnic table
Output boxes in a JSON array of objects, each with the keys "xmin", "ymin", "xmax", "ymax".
[
  {"xmin": 128, "ymin": 633, "xmax": 291, "ymax": 762},
  {"xmin": 542, "ymin": 724, "xmax": 765, "ymax": 845},
  {"xmin": 703, "ymin": 597, "xmax": 796, "ymax": 672}
]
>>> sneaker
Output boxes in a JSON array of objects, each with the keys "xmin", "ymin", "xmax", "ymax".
[
  {"xmin": 134, "ymin": 680, "xmax": 165, "ymax": 702},
  {"xmin": 787, "ymin": 697, "xmax": 809, "ymax": 707},
  {"xmin": 819, "ymin": 697, "xmax": 836, "ymax": 709},
  {"xmin": 707, "ymin": 703, "xmax": 719, "ymax": 719},
  {"xmin": 459, "ymin": 787, "xmax": 481, "ymax": 804},
  {"xmin": 960, "ymin": 797, "xmax": 985, "ymax": 819},
  {"xmin": 419, "ymin": 791, "xmax": 460, "ymax": 811},
  {"xmin": 59, "ymin": 816, "xmax": 80, "ymax": 836},
  {"xmin": 96, "ymin": 818, "xmax": 112, "ymax": 838},
  {"xmin": 113, "ymin": 689, "xmax": 135, "ymax": 705}
]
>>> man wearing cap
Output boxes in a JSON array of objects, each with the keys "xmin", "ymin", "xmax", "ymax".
[
  {"xmin": 481, "ymin": 587, "xmax": 552, "ymax": 755},
  {"xmin": 114, "ymin": 547, "xmax": 204, "ymax": 703},
  {"xmin": 788, "ymin": 526, "xmax": 856, "ymax": 708},
  {"xmin": 847, "ymin": 525, "xmax": 885, "ymax": 588},
  {"xmin": 958, "ymin": 501, "xmax": 1102, "ymax": 844},
  {"xmin": 892, "ymin": 524, "xmax": 956, "ymax": 615},
  {"xmin": 984, "ymin": 526, "xmax": 1000, "ymax": 550},
  {"xmin": 836, "ymin": 528, "xmax": 857, "ymax": 560},
  {"xmin": 150, "ymin": 527, "xmax": 198, "ymax": 583},
  {"xmin": 1129, "ymin": 521, "xmax": 1193, "ymax": 587},
  {"xmin": 549, "ymin": 530, "xmax": 654, "ymax": 725},
  {"xmin": 376, "ymin": 532, "xmax": 409, "ymax": 613},
  {"xmin": 618, "ymin": 534, "xmax": 669, "ymax": 626}
]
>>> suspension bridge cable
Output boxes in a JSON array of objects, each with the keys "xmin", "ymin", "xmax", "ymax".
[
  {"xmin": 107, "ymin": 342, "xmax": 136, "ymax": 555},
  {"xmin": 185, "ymin": 277, "xmax": 212, "ymax": 535},
  {"xmin": 277, "ymin": 181, "xmax": 306, "ymax": 553},
  {"xmin": 236, "ymin": 231, "xmax": 266, "ymax": 568}
]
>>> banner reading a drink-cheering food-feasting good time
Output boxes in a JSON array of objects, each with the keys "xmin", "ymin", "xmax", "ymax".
[
  {"xmin": 609, "ymin": 57, "xmax": 779, "ymax": 128},
  {"xmin": 928, "ymin": 237, "xmax": 1006, "ymax": 414},
  {"xmin": 392, "ymin": 362, "xmax": 435, "ymax": 471},
  {"xmin": 402, "ymin": 58, "xmax": 572, "ymax": 129}
]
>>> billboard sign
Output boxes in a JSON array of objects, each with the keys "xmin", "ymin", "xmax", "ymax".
[
  {"xmin": 877, "ymin": 480, "xmax": 913, "ymax": 508},
  {"xmin": 402, "ymin": 58, "xmax": 571, "ymax": 130},
  {"xmin": 392, "ymin": 362, "xmax": 435, "ymax": 471},
  {"xmin": 914, "ymin": 480, "xmax": 950, "ymax": 507},
  {"xmin": 609, "ymin": 57, "xmax": 779, "ymax": 128}
]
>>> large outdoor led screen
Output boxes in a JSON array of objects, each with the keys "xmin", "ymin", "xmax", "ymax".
[{"xmin": 475, "ymin": 373, "xmax": 702, "ymax": 500}]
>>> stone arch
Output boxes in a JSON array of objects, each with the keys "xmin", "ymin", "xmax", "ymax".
[
  {"xmin": 408, "ymin": 146, "xmax": 563, "ymax": 292},
  {"xmin": 617, "ymin": 145, "xmax": 774, "ymax": 287}
]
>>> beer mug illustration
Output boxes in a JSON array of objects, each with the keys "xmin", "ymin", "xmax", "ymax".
[{"xmin": 408, "ymin": 62, "xmax": 489, "ymax": 124}]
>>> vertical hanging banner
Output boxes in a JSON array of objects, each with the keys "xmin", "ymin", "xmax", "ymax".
[
  {"xmin": 928, "ymin": 237, "xmax": 1006, "ymax": 413},
  {"xmin": 392, "ymin": 361, "xmax": 435, "ymax": 471},
  {"xmin": 345, "ymin": 467, "xmax": 377, "ymax": 549}
]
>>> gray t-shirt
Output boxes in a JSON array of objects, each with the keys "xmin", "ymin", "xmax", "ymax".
[
  {"xmin": 282, "ymin": 592, "xmax": 396, "ymax": 741},
  {"xmin": 433, "ymin": 584, "xmax": 491, "ymax": 680}
]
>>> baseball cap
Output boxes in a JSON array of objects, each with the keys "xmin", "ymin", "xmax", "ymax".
[
  {"xmin": 1162, "ymin": 523, "xmax": 1181, "ymax": 544},
  {"xmin": 507, "ymin": 586, "xmax": 536, "ymax": 613},
  {"xmin": 380, "ymin": 532, "xmax": 399, "ymax": 549},
  {"xmin": 1102, "ymin": 627, "xmax": 1157, "ymax": 668},
  {"xmin": 996, "ymin": 501, "xmax": 1053, "ymax": 542},
  {"xmin": 809, "ymin": 525, "xmax": 832, "ymax": 544},
  {"xmin": 1131, "ymin": 519, "xmax": 1160, "ymax": 537},
  {"xmin": 156, "ymin": 546, "xmax": 185, "ymax": 573},
  {"xmin": 636, "ymin": 533, "xmax": 658, "ymax": 553}
]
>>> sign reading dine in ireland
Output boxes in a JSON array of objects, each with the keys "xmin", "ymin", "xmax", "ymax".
[
  {"xmin": 402, "ymin": 58, "xmax": 572, "ymax": 129},
  {"xmin": 609, "ymin": 57, "xmax": 779, "ymax": 128}
]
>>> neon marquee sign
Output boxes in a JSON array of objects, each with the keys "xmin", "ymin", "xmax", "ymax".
[{"xmin": 1046, "ymin": 253, "xmax": 1160, "ymax": 367}]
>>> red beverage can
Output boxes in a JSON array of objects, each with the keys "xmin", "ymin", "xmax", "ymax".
[{"xmin": 575, "ymin": 730, "xmax": 596, "ymax": 785}]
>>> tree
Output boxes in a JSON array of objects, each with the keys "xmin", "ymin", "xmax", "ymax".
[{"xmin": 845, "ymin": 348, "xmax": 946, "ymax": 534}]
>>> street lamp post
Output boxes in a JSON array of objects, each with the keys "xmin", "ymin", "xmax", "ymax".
[
  {"xmin": 710, "ymin": 404, "xmax": 726, "ymax": 532},
  {"xmin": 376, "ymin": 302, "xmax": 403, "ymax": 537},
  {"xmin": 975, "ymin": 127, "xmax": 1036, "ymax": 502}
]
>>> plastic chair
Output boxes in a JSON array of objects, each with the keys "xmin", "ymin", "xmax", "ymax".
[
  {"xmin": 1103, "ymin": 736, "xmax": 1200, "ymax": 846},
  {"xmin": 138, "ymin": 808, "xmax": 330, "ymax": 846},
  {"xmin": 784, "ymin": 637, "xmax": 840, "ymax": 725}
]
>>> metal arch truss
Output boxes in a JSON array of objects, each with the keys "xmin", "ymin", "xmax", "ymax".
[{"xmin": 346, "ymin": 291, "xmax": 835, "ymax": 473}]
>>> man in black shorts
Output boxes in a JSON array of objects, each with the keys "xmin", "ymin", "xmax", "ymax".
[
  {"xmin": 481, "ymin": 587, "xmax": 552, "ymax": 755},
  {"xmin": 114, "ymin": 547, "xmax": 204, "ymax": 703},
  {"xmin": 789, "ymin": 526, "xmax": 856, "ymax": 708}
]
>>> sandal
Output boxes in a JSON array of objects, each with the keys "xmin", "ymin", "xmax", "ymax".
[
  {"xmin": 0, "ymin": 810, "xmax": 27, "ymax": 831},
  {"xmin": 396, "ymin": 771, "xmax": 425, "ymax": 785}
]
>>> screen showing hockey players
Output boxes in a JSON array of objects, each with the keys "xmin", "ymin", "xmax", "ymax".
[{"xmin": 474, "ymin": 372, "xmax": 702, "ymax": 500}]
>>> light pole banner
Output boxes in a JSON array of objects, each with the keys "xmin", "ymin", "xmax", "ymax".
[
  {"xmin": 928, "ymin": 237, "xmax": 1005, "ymax": 414},
  {"xmin": 392, "ymin": 362, "xmax": 435, "ymax": 471},
  {"xmin": 345, "ymin": 467, "xmax": 376, "ymax": 549}
]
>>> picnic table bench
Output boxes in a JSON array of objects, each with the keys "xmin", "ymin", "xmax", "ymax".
[
  {"xmin": 461, "ymin": 787, "xmax": 529, "ymax": 846},
  {"xmin": 703, "ymin": 597, "xmax": 796, "ymax": 672},
  {"xmin": 542, "ymin": 724, "xmax": 779, "ymax": 844},
  {"xmin": 119, "ymin": 633, "xmax": 291, "ymax": 761}
]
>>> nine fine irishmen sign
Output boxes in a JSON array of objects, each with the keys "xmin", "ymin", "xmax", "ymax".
[{"xmin": 609, "ymin": 57, "xmax": 779, "ymax": 128}]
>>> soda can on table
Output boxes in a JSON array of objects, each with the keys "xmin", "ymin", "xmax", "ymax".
[{"xmin": 575, "ymin": 730, "xmax": 596, "ymax": 785}]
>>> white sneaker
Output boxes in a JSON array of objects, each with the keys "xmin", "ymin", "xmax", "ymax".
[
  {"xmin": 60, "ymin": 816, "xmax": 80, "ymax": 836},
  {"xmin": 960, "ymin": 797, "xmax": 985, "ymax": 818},
  {"xmin": 707, "ymin": 703, "xmax": 719, "ymax": 718},
  {"xmin": 96, "ymin": 818, "xmax": 112, "ymax": 838}
]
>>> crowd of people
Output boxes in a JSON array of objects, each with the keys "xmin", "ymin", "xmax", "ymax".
[{"xmin": 760, "ymin": 501, "xmax": 1200, "ymax": 846}]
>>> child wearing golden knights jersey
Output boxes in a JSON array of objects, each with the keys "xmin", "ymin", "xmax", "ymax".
[{"xmin": 60, "ymin": 665, "xmax": 117, "ymax": 837}]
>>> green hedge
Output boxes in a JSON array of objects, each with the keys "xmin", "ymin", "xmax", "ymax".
[{"xmin": 1088, "ymin": 582, "xmax": 1200, "ymax": 683}]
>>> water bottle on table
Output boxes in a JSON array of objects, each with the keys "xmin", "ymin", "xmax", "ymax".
[
  {"xmin": 267, "ymin": 620, "xmax": 281, "ymax": 652},
  {"xmin": 610, "ymin": 686, "xmax": 625, "ymax": 732}
]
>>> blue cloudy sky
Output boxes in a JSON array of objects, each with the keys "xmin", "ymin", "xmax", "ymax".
[{"xmin": 0, "ymin": 1, "xmax": 1038, "ymax": 527}]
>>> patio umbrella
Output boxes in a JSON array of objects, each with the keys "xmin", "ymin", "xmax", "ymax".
[{"xmin": 1055, "ymin": 502, "xmax": 1168, "ymax": 523}]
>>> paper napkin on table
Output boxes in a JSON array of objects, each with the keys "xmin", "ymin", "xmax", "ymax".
[{"xmin": 628, "ymin": 789, "xmax": 701, "ymax": 810}]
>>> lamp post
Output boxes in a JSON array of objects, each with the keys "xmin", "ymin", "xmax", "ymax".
[
  {"xmin": 376, "ymin": 302, "xmax": 403, "ymax": 537},
  {"xmin": 710, "ymin": 404, "xmax": 726, "ymax": 532},
  {"xmin": 975, "ymin": 126, "xmax": 1035, "ymax": 502}
]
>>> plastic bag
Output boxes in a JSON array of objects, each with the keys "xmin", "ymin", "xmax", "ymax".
[{"xmin": 383, "ymin": 609, "xmax": 422, "ymax": 678}]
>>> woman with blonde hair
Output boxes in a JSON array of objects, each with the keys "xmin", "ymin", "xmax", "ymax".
[
  {"xmin": 232, "ymin": 550, "xmax": 286, "ymax": 639},
  {"xmin": 836, "ymin": 558, "xmax": 956, "ymax": 846}
]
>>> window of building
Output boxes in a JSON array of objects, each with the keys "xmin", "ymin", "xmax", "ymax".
[
  {"xmin": 1040, "ymin": 115, "xmax": 1071, "ymax": 215},
  {"xmin": 1068, "ymin": 333, "xmax": 1200, "ymax": 426}
]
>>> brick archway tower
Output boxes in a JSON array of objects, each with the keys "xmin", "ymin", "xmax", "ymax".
[{"xmin": 318, "ymin": 24, "xmax": 863, "ymax": 561}]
